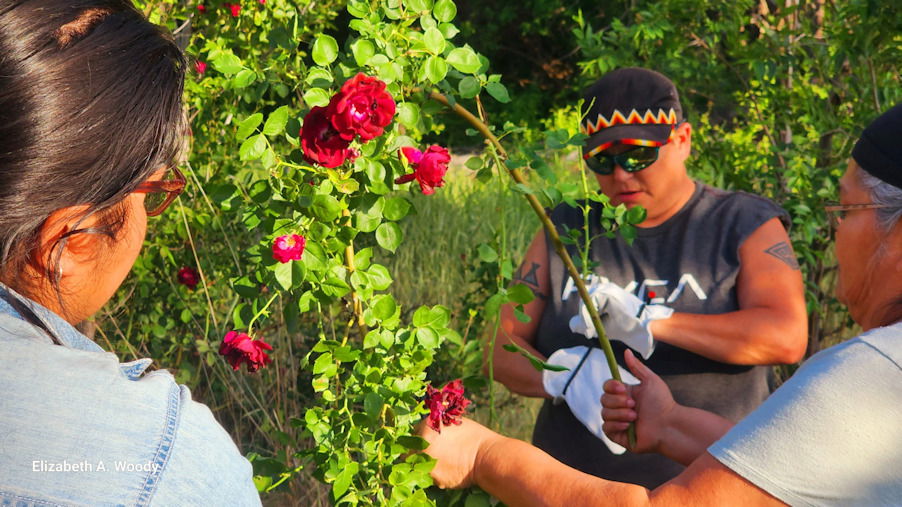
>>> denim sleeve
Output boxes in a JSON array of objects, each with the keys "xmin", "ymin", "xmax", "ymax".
[{"xmin": 150, "ymin": 383, "xmax": 260, "ymax": 506}]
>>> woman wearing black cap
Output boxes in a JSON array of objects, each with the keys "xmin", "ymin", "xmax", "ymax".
[{"xmin": 420, "ymin": 104, "xmax": 902, "ymax": 505}]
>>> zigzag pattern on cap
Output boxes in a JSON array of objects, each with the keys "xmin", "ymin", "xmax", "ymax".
[{"xmin": 581, "ymin": 108, "xmax": 678, "ymax": 135}]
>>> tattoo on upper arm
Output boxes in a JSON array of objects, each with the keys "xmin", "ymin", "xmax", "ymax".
[
  {"xmin": 764, "ymin": 241, "xmax": 800, "ymax": 270},
  {"xmin": 514, "ymin": 262, "xmax": 548, "ymax": 300}
]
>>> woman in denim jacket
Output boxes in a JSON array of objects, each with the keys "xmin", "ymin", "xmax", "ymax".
[{"xmin": 0, "ymin": 1, "xmax": 260, "ymax": 504}]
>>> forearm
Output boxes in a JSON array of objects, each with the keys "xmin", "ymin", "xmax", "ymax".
[
  {"xmin": 475, "ymin": 434, "xmax": 651, "ymax": 506},
  {"xmin": 658, "ymin": 405, "xmax": 735, "ymax": 466},
  {"xmin": 486, "ymin": 329, "xmax": 550, "ymax": 399},
  {"xmin": 651, "ymin": 309, "xmax": 806, "ymax": 364}
]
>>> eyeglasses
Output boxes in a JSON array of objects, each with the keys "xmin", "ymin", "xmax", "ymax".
[
  {"xmin": 584, "ymin": 145, "xmax": 662, "ymax": 176},
  {"xmin": 133, "ymin": 165, "xmax": 186, "ymax": 216},
  {"xmin": 824, "ymin": 202, "xmax": 893, "ymax": 228}
]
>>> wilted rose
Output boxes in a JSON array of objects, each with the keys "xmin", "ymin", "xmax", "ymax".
[
  {"xmin": 395, "ymin": 145, "xmax": 451, "ymax": 195},
  {"xmin": 219, "ymin": 331, "xmax": 272, "ymax": 373},
  {"xmin": 329, "ymin": 73, "xmax": 396, "ymax": 142},
  {"xmin": 194, "ymin": 61, "xmax": 207, "ymax": 75},
  {"xmin": 272, "ymin": 234, "xmax": 306, "ymax": 263},
  {"xmin": 424, "ymin": 379, "xmax": 471, "ymax": 433},
  {"xmin": 300, "ymin": 106, "xmax": 355, "ymax": 168},
  {"xmin": 177, "ymin": 266, "xmax": 200, "ymax": 290}
]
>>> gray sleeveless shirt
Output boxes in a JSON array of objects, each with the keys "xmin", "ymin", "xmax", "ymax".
[{"xmin": 532, "ymin": 181, "xmax": 789, "ymax": 488}]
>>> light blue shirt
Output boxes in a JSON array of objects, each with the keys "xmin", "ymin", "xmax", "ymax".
[
  {"xmin": 709, "ymin": 322, "xmax": 902, "ymax": 506},
  {"xmin": 0, "ymin": 284, "xmax": 261, "ymax": 506}
]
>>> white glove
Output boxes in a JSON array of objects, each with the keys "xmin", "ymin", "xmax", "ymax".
[
  {"xmin": 542, "ymin": 345, "xmax": 639, "ymax": 455},
  {"xmin": 569, "ymin": 282, "xmax": 673, "ymax": 360}
]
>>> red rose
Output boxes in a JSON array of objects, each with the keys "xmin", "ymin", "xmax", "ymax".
[
  {"xmin": 196, "ymin": 4, "xmax": 207, "ymax": 13},
  {"xmin": 177, "ymin": 266, "xmax": 200, "ymax": 290},
  {"xmin": 329, "ymin": 73, "xmax": 396, "ymax": 142},
  {"xmin": 219, "ymin": 331, "xmax": 273, "ymax": 373},
  {"xmin": 225, "ymin": 3, "xmax": 241, "ymax": 17},
  {"xmin": 424, "ymin": 379, "xmax": 471, "ymax": 433},
  {"xmin": 272, "ymin": 234, "xmax": 306, "ymax": 263},
  {"xmin": 194, "ymin": 61, "xmax": 207, "ymax": 75},
  {"xmin": 300, "ymin": 106, "xmax": 355, "ymax": 168},
  {"xmin": 394, "ymin": 145, "xmax": 450, "ymax": 195}
]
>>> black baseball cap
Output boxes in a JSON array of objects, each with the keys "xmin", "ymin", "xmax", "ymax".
[
  {"xmin": 580, "ymin": 68, "xmax": 684, "ymax": 156},
  {"xmin": 852, "ymin": 103, "xmax": 902, "ymax": 190}
]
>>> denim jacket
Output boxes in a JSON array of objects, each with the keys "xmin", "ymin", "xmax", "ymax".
[{"xmin": 0, "ymin": 284, "xmax": 260, "ymax": 506}]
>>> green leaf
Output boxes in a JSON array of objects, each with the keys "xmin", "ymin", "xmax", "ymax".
[
  {"xmin": 405, "ymin": 0, "xmax": 431, "ymax": 11},
  {"xmin": 397, "ymin": 435, "xmax": 430, "ymax": 451},
  {"xmin": 501, "ymin": 343, "xmax": 569, "ymax": 372},
  {"xmin": 312, "ymin": 35, "xmax": 339, "ymax": 66},
  {"xmin": 375, "ymin": 222, "xmax": 402, "ymax": 252},
  {"xmin": 263, "ymin": 106, "xmax": 290, "ymax": 136},
  {"xmin": 484, "ymin": 292, "xmax": 505, "ymax": 318},
  {"xmin": 413, "ymin": 305, "xmax": 450, "ymax": 328},
  {"xmin": 212, "ymin": 53, "xmax": 243, "ymax": 76},
  {"xmin": 507, "ymin": 283, "xmax": 535, "ymax": 304},
  {"xmin": 423, "ymin": 27, "xmax": 445, "ymax": 54},
  {"xmin": 421, "ymin": 56, "xmax": 448, "ymax": 84},
  {"xmin": 311, "ymin": 194, "xmax": 342, "ymax": 222},
  {"xmin": 397, "ymin": 103, "xmax": 420, "ymax": 128},
  {"xmin": 239, "ymin": 134, "xmax": 267, "ymax": 161},
  {"xmin": 350, "ymin": 39, "xmax": 376, "ymax": 67},
  {"xmin": 301, "ymin": 242, "xmax": 326, "ymax": 271},
  {"xmin": 364, "ymin": 392, "xmax": 383, "ymax": 418},
  {"xmin": 458, "ymin": 76, "xmax": 481, "ymax": 98},
  {"xmin": 273, "ymin": 260, "xmax": 305, "ymax": 290},
  {"xmin": 382, "ymin": 197, "xmax": 412, "ymax": 221},
  {"xmin": 433, "ymin": 0, "xmax": 457, "ymax": 22},
  {"xmin": 303, "ymin": 87, "xmax": 331, "ymax": 108},
  {"xmin": 486, "ymin": 82, "xmax": 511, "ymax": 103},
  {"xmin": 626, "ymin": 205, "xmax": 647, "ymax": 225},
  {"xmin": 371, "ymin": 294, "xmax": 398, "ymax": 321},
  {"xmin": 367, "ymin": 264, "xmax": 393, "ymax": 290},
  {"xmin": 416, "ymin": 327, "xmax": 439, "ymax": 348},
  {"xmin": 232, "ymin": 68, "xmax": 257, "ymax": 88},
  {"xmin": 332, "ymin": 462, "xmax": 358, "ymax": 500},
  {"xmin": 236, "ymin": 113, "xmax": 263, "ymax": 141},
  {"xmin": 446, "ymin": 47, "xmax": 480, "ymax": 73},
  {"xmin": 312, "ymin": 352, "xmax": 333, "ymax": 374},
  {"xmin": 477, "ymin": 243, "xmax": 497, "ymax": 263}
]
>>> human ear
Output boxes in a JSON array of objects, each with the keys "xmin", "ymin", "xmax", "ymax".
[{"xmin": 32, "ymin": 205, "xmax": 103, "ymax": 282}]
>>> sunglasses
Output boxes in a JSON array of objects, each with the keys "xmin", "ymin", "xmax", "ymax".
[
  {"xmin": 133, "ymin": 164, "xmax": 187, "ymax": 216},
  {"xmin": 584, "ymin": 145, "xmax": 662, "ymax": 176}
]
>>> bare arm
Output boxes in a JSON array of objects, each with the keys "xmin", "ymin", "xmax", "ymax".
[
  {"xmin": 651, "ymin": 218, "xmax": 808, "ymax": 364},
  {"xmin": 485, "ymin": 230, "xmax": 552, "ymax": 398},
  {"xmin": 602, "ymin": 350, "xmax": 735, "ymax": 465},
  {"xmin": 423, "ymin": 418, "xmax": 784, "ymax": 506}
]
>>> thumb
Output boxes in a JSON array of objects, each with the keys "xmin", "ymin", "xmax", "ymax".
[{"xmin": 623, "ymin": 349, "xmax": 655, "ymax": 383}]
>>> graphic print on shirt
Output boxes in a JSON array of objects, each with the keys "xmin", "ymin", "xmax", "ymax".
[{"xmin": 561, "ymin": 273, "xmax": 708, "ymax": 304}]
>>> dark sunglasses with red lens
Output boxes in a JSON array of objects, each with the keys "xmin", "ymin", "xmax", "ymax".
[{"xmin": 133, "ymin": 165, "xmax": 187, "ymax": 216}]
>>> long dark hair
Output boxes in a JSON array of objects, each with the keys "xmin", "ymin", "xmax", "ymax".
[{"xmin": 0, "ymin": 0, "xmax": 186, "ymax": 335}]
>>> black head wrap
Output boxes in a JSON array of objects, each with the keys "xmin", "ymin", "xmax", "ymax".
[{"xmin": 852, "ymin": 103, "xmax": 902, "ymax": 190}]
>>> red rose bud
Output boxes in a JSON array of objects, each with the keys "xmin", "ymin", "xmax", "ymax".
[
  {"xmin": 177, "ymin": 266, "xmax": 200, "ymax": 290},
  {"xmin": 329, "ymin": 73, "xmax": 396, "ymax": 142},
  {"xmin": 272, "ymin": 234, "xmax": 306, "ymax": 263},
  {"xmin": 219, "ymin": 331, "xmax": 272, "ymax": 373},
  {"xmin": 300, "ymin": 106, "xmax": 355, "ymax": 168},
  {"xmin": 424, "ymin": 379, "xmax": 471, "ymax": 433},
  {"xmin": 196, "ymin": 4, "xmax": 207, "ymax": 13},
  {"xmin": 395, "ymin": 145, "xmax": 451, "ymax": 195},
  {"xmin": 194, "ymin": 61, "xmax": 207, "ymax": 75}
]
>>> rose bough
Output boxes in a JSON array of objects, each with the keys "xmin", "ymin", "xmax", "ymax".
[{"xmin": 418, "ymin": 88, "xmax": 637, "ymax": 448}]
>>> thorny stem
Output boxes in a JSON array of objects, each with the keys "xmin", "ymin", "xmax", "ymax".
[
  {"xmin": 420, "ymin": 88, "xmax": 636, "ymax": 447},
  {"xmin": 341, "ymin": 209, "xmax": 368, "ymax": 336}
]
